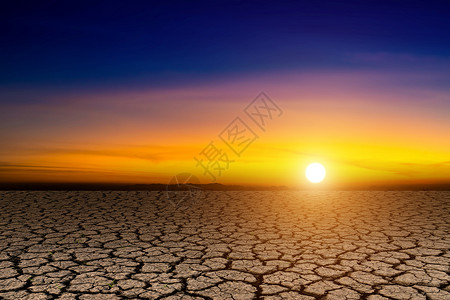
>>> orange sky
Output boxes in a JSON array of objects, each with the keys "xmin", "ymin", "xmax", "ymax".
[{"xmin": 1, "ymin": 70, "xmax": 449, "ymax": 188}]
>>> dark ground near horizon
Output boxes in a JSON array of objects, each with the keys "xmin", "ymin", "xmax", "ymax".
[
  {"xmin": 0, "ymin": 191, "xmax": 449, "ymax": 299},
  {"xmin": 1, "ymin": 182, "xmax": 450, "ymax": 191}
]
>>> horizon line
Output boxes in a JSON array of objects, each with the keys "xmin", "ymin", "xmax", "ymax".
[{"xmin": 1, "ymin": 182, "xmax": 450, "ymax": 191}]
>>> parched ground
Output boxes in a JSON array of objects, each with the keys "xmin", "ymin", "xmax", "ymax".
[{"xmin": 0, "ymin": 191, "xmax": 449, "ymax": 300}]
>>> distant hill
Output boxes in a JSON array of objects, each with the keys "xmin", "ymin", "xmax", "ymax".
[
  {"xmin": 0, "ymin": 182, "xmax": 449, "ymax": 191},
  {"xmin": 0, "ymin": 182, "xmax": 289, "ymax": 191}
]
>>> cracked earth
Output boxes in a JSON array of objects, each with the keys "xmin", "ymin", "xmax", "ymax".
[{"xmin": 0, "ymin": 191, "xmax": 449, "ymax": 299}]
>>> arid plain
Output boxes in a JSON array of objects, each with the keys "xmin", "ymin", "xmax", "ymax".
[{"xmin": 0, "ymin": 191, "xmax": 449, "ymax": 299}]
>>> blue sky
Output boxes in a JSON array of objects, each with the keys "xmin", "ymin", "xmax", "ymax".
[
  {"xmin": 1, "ymin": 0, "xmax": 449, "ymax": 92},
  {"xmin": 1, "ymin": 1, "xmax": 449, "ymax": 186}
]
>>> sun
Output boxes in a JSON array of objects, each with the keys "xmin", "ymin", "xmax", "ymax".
[{"xmin": 305, "ymin": 163, "xmax": 326, "ymax": 183}]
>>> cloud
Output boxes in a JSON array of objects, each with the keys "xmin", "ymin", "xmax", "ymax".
[{"xmin": 0, "ymin": 162, "xmax": 110, "ymax": 173}]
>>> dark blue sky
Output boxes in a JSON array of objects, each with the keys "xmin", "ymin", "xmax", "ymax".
[
  {"xmin": 1, "ymin": 0, "xmax": 450, "ymax": 90},
  {"xmin": 1, "ymin": 1, "xmax": 450, "ymax": 186}
]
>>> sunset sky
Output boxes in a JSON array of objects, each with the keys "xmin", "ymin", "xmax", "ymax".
[{"xmin": 1, "ymin": 1, "xmax": 449, "ymax": 188}]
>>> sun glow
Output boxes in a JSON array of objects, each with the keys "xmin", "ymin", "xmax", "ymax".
[{"xmin": 305, "ymin": 163, "xmax": 326, "ymax": 183}]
